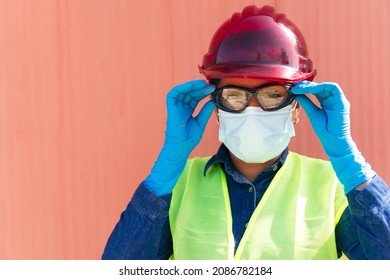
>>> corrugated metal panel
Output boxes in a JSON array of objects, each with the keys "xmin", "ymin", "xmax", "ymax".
[
  {"xmin": 0, "ymin": 0, "xmax": 389, "ymax": 259},
  {"xmin": 286, "ymin": 0, "xmax": 390, "ymax": 179}
]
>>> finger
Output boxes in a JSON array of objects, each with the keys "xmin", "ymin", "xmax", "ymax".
[
  {"xmin": 293, "ymin": 81, "xmax": 337, "ymax": 95},
  {"xmin": 168, "ymin": 84, "xmax": 215, "ymax": 107},
  {"xmin": 295, "ymin": 95, "xmax": 325, "ymax": 134},
  {"xmin": 290, "ymin": 81, "xmax": 318, "ymax": 94},
  {"xmin": 168, "ymin": 80, "xmax": 208, "ymax": 99},
  {"xmin": 194, "ymin": 100, "xmax": 216, "ymax": 130},
  {"xmin": 173, "ymin": 85, "xmax": 214, "ymax": 108},
  {"xmin": 187, "ymin": 84, "xmax": 216, "ymax": 101},
  {"xmin": 292, "ymin": 81, "xmax": 343, "ymax": 99},
  {"xmin": 177, "ymin": 85, "xmax": 215, "ymax": 108},
  {"xmin": 294, "ymin": 81, "xmax": 350, "ymax": 113},
  {"xmin": 183, "ymin": 93, "xmax": 192, "ymax": 104},
  {"xmin": 186, "ymin": 85, "xmax": 215, "ymax": 104}
]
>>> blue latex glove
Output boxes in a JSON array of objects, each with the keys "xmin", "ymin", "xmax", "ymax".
[
  {"xmin": 144, "ymin": 80, "xmax": 216, "ymax": 196},
  {"xmin": 291, "ymin": 81, "xmax": 375, "ymax": 193}
]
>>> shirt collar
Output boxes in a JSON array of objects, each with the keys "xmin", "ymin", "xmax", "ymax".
[{"xmin": 203, "ymin": 144, "xmax": 289, "ymax": 180}]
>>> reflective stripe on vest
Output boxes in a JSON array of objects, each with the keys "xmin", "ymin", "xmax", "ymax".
[{"xmin": 169, "ymin": 152, "xmax": 348, "ymax": 260}]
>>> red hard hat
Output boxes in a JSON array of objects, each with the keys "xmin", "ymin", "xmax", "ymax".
[{"xmin": 199, "ymin": 5, "xmax": 316, "ymax": 83}]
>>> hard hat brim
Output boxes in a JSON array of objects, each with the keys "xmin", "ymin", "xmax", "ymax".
[{"xmin": 199, "ymin": 64, "xmax": 316, "ymax": 83}]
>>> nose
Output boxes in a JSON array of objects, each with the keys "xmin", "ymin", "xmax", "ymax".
[{"xmin": 247, "ymin": 96, "xmax": 260, "ymax": 107}]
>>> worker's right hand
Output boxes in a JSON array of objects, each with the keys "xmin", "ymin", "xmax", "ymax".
[{"xmin": 145, "ymin": 80, "xmax": 216, "ymax": 196}]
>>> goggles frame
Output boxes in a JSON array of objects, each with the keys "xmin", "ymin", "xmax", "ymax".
[{"xmin": 211, "ymin": 83, "xmax": 295, "ymax": 113}]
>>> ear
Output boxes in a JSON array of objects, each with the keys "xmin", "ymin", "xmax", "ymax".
[
  {"xmin": 293, "ymin": 102, "xmax": 301, "ymax": 118},
  {"xmin": 292, "ymin": 102, "xmax": 301, "ymax": 124},
  {"xmin": 215, "ymin": 108, "xmax": 220, "ymax": 124}
]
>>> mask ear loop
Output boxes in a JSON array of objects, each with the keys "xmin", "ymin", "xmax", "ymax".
[
  {"xmin": 292, "ymin": 101, "xmax": 299, "ymax": 124},
  {"xmin": 291, "ymin": 100, "xmax": 298, "ymax": 110}
]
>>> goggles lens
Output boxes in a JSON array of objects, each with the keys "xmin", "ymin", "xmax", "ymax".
[{"xmin": 211, "ymin": 84, "xmax": 295, "ymax": 112}]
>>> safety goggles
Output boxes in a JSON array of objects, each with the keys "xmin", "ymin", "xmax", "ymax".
[{"xmin": 211, "ymin": 83, "xmax": 295, "ymax": 113}]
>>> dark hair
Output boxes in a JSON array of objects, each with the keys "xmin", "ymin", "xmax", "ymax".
[{"xmin": 208, "ymin": 79, "xmax": 220, "ymax": 87}]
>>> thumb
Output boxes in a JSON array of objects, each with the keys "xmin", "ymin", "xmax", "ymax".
[
  {"xmin": 295, "ymin": 95, "xmax": 320, "ymax": 120},
  {"xmin": 295, "ymin": 95, "xmax": 326, "ymax": 135},
  {"xmin": 195, "ymin": 100, "xmax": 216, "ymax": 130}
]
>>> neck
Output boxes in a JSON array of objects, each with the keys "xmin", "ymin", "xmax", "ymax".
[{"xmin": 229, "ymin": 151, "xmax": 280, "ymax": 182}]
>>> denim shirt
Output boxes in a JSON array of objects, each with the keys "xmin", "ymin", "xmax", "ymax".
[{"xmin": 102, "ymin": 145, "xmax": 390, "ymax": 260}]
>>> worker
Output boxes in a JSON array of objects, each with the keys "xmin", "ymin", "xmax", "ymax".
[{"xmin": 102, "ymin": 4, "xmax": 390, "ymax": 259}]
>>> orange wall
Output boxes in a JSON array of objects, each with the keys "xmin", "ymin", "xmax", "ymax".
[{"xmin": 1, "ymin": 0, "xmax": 389, "ymax": 259}]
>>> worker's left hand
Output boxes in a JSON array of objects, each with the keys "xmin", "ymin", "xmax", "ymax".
[{"xmin": 291, "ymin": 81, "xmax": 375, "ymax": 193}]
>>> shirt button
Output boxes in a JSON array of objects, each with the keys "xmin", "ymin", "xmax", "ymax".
[
  {"xmin": 273, "ymin": 166, "xmax": 278, "ymax": 172},
  {"xmin": 248, "ymin": 187, "xmax": 254, "ymax": 193}
]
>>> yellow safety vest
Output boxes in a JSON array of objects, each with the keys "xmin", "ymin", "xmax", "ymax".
[{"xmin": 169, "ymin": 152, "xmax": 348, "ymax": 260}]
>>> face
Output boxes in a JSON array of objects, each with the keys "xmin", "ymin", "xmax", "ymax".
[{"xmin": 216, "ymin": 77, "xmax": 301, "ymax": 120}]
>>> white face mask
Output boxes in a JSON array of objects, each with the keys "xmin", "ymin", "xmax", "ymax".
[{"xmin": 218, "ymin": 105, "xmax": 295, "ymax": 163}]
